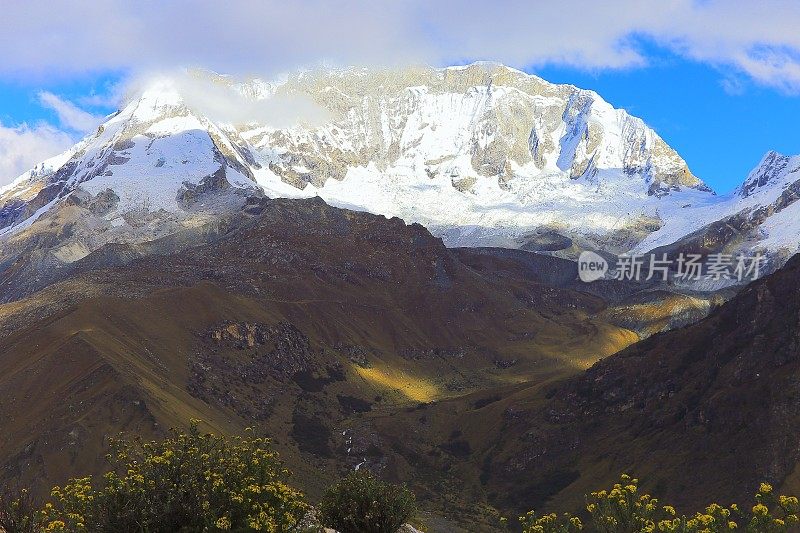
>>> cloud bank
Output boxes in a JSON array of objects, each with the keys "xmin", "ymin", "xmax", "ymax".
[
  {"xmin": 130, "ymin": 72, "xmax": 334, "ymax": 128},
  {"xmin": 1, "ymin": 0, "xmax": 799, "ymax": 92},
  {"xmin": 0, "ymin": 93, "xmax": 105, "ymax": 187},
  {"xmin": 2, "ymin": 0, "xmax": 799, "ymax": 187},
  {"xmin": 0, "ymin": 122, "xmax": 73, "ymax": 186}
]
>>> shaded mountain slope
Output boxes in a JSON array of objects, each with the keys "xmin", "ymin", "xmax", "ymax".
[{"xmin": 374, "ymin": 252, "xmax": 800, "ymax": 520}]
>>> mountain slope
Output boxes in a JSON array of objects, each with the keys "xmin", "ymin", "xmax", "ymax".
[{"xmin": 0, "ymin": 197, "xmax": 637, "ymax": 528}]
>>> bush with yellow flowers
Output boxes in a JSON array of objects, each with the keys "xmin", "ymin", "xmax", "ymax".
[
  {"xmin": 519, "ymin": 509, "xmax": 584, "ymax": 532},
  {"xmin": 0, "ymin": 487, "xmax": 42, "ymax": 533},
  {"xmin": 744, "ymin": 483, "xmax": 799, "ymax": 533},
  {"xmin": 522, "ymin": 475, "xmax": 800, "ymax": 533},
  {"xmin": 38, "ymin": 421, "xmax": 309, "ymax": 532}
]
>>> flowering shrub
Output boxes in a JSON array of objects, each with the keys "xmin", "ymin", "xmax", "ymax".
[
  {"xmin": 39, "ymin": 421, "xmax": 309, "ymax": 532},
  {"xmin": 318, "ymin": 471, "xmax": 417, "ymax": 533},
  {"xmin": 519, "ymin": 510, "xmax": 583, "ymax": 532},
  {"xmin": 0, "ymin": 487, "xmax": 42, "ymax": 533},
  {"xmin": 521, "ymin": 475, "xmax": 800, "ymax": 533}
]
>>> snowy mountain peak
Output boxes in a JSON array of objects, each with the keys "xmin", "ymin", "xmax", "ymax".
[
  {"xmin": 632, "ymin": 149, "xmax": 800, "ymax": 278},
  {"xmin": 2, "ymin": 63, "xmax": 716, "ymax": 266},
  {"xmin": 737, "ymin": 150, "xmax": 798, "ymax": 198}
]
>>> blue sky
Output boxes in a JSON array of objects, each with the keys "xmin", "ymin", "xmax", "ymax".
[{"xmin": 1, "ymin": 1, "xmax": 800, "ymax": 192}]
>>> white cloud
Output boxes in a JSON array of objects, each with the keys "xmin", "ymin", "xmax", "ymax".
[
  {"xmin": 720, "ymin": 76, "xmax": 746, "ymax": 96},
  {"xmin": 0, "ymin": 122, "xmax": 73, "ymax": 187},
  {"xmin": 128, "ymin": 71, "xmax": 333, "ymax": 128},
  {"xmin": 38, "ymin": 91, "xmax": 103, "ymax": 132},
  {"xmin": 0, "ymin": 1, "xmax": 799, "ymax": 93},
  {"xmin": 645, "ymin": 1, "xmax": 800, "ymax": 93},
  {"xmin": 0, "ymin": 0, "xmax": 800, "ymax": 92},
  {"xmin": 78, "ymin": 80, "xmax": 128, "ymax": 108}
]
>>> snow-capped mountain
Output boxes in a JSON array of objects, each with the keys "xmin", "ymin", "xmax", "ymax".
[
  {"xmin": 0, "ymin": 63, "xmax": 730, "ymax": 278},
  {"xmin": 633, "ymin": 150, "xmax": 800, "ymax": 270}
]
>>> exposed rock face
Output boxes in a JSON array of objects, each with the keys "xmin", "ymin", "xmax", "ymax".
[
  {"xmin": 258, "ymin": 64, "xmax": 704, "ymax": 191},
  {"xmin": 739, "ymin": 151, "xmax": 791, "ymax": 197},
  {"xmin": 188, "ymin": 321, "xmax": 317, "ymax": 420},
  {"xmin": 65, "ymin": 187, "xmax": 120, "ymax": 215},
  {"xmin": 205, "ymin": 321, "xmax": 314, "ymax": 379}
]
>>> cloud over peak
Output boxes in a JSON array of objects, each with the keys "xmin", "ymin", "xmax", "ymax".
[{"xmin": 0, "ymin": 122, "xmax": 73, "ymax": 187}]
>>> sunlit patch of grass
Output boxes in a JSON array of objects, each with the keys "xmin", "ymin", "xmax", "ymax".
[
  {"xmin": 565, "ymin": 327, "xmax": 639, "ymax": 369},
  {"xmin": 354, "ymin": 365, "xmax": 439, "ymax": 403},
  {"xmin": 0, "ymin": 300, "xmax": 25, "ymax": 321},
  {"xmin": 601, "ymin": 294, "xmax": 714, "ymax": 337},
  {"xmin": 534, "ymin": 326, "xmax": 639, "ymax": 371},
  {"xmin": 594, "ymin": 327, "xmax": 639, "ymax": 358},
  {"xmin": 628, "ymin": 295, "xmax": 708, "ymax": 320}
]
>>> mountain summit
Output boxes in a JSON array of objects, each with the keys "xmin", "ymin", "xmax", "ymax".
[{"xmin": 0, "ymin": 63, "xmax": 712, "ymax": 271}]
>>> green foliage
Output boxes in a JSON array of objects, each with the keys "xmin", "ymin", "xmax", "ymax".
[
  {"xmin": 522, "ymin": 475, "xmax": 800, "ymax": 533},
  {"xmin": 40, "ymin": 421, "xmax": 309, "ymax": 532},
  {"xmin": 318, "ymin": 471, "xmax": 417, "ymax": 533}
]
